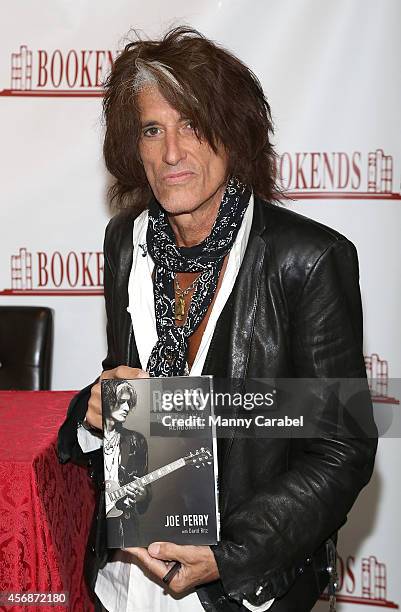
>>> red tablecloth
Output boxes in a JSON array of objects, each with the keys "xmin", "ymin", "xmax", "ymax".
[{"xmin": 0, "ymin": 392, "xmax": 95, "ymax": 612}]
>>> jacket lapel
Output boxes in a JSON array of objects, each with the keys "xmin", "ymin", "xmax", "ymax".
[
  {"xmin": 202, "ymin": 198, "xmax": 267, "ymax": 468},
  {"xmin": 203, "ymin": 197, "xmax": 267, "ymax": 378}
]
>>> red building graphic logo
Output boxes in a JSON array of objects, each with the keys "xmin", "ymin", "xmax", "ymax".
[
  {"xmin": 368, "ymin": 150, "xmax": 393, "ymax": 194},
  {"xmin": 362, "ymin": 556, "xmax": 387, "ymax": 602},
  {"xmin": 0, "ymin": 247, "xmax": 103, "ymax": 296},
  {"xmin": 11, "ymin": 45, "xmax": 32, "ymax": 91},
  {"xmin": 320, "ymin": 553, "xmax": 399, "ymax": 608},
  {"xmin": 364, "ymin": 353, "xmax": 400, "ymax": 405},
  {"xmin": 10, "ymin": 247, "xmax": 32, "ymax": 290},
  {"xmin": 0, "ymin": 44, "xmax": 118, "ymax": 97},
  {"xmin": 279, "ymin": 150, "xmax": 401, "ymax": 200}
]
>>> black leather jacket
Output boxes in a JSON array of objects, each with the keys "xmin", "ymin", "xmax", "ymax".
[{"xmin": 57, "ymin": 197, "xmax": 377, "ymax": 611}]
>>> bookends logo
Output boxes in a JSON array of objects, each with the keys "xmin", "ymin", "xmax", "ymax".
[
  {"xmin": 279, "ymin": 149, "xmax": 401, "ymax": 200},
  {"xmin": 0, "ymin": 44, "xmax": 119, "ymax": 97},
  {"xmin": 0, "ymin": 247, "xmax": 104, "ymax": 296}
]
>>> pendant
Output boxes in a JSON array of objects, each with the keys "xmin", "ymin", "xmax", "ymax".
[{"xmin": 175, "ymin": 296, "xmax": 186, "ymax": 321}]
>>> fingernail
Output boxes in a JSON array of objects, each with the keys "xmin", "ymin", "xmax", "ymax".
[{"xmin": 148, "ymin": 543, "xmax": 160, "ymax": 555}]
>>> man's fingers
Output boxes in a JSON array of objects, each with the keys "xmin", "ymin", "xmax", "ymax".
[
  {"xmin": 85, "ymin": 381, "xmax": 103, "ymax": 429},
  {"xmin": 148, "ymin": 542, "xmax": 196, "ymax": 564},
  {"xmin": 125, "ymin": 485, "xmax": 137, "ymax": 493},
  {"xmin": 99, "ymin": 370, "xmax": 113, "ymax": 381},
  {"xmin": 101, "ymin": 366, "xmax": 149, "ymax": 381},
  {"xmin": 126, "ymin": 481, "xmax": 145, "ymax": 492},
  {"xmin": 126, "ymin": 544, "xmax": 217, "ymax": 594},
  {"xmin": 124, "ymin": 547, "xmax": 168, "ymax": 580},
  {"xmin": 125, "ymin": 484, "xmax": 145, "ymax": 493},
  {"xmin": 88, "ymin": 385, "xmax": 101, "ymax": 407}
]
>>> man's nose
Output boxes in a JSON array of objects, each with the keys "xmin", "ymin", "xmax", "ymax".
[{"xmin": 162, "ymin": 130, "xmax": 186, "ymax": 165}]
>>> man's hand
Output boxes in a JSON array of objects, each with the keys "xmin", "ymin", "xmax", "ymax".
[
  {"xmin": 125, "ymin": 477, "xmax": 147, "ymax": 506},
  {"xmin": 124, "ymin": 542, "xmax": 219, "ymax": 593},
  {"xmin": 85, "ymin": 366, "xmax": 149, "ymax": 430}
]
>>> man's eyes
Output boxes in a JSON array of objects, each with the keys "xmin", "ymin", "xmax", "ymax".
[
  {"xmin": 141, "ymin": 121, "xmax": 194, "ymax": 138},
  {"xmin": 142, "ymin": 126, "xmax": 161, "ymax": 137}
]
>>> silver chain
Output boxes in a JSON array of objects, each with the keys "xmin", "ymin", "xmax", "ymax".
[
  {"xmin": 326, "ymin": 539, "xmax": 338, "ymax": 612},
  {"xmin": 175, "ymin": 274, "xmax": 201, "ymax": 297}
]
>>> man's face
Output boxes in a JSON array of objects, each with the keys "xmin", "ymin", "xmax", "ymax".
[
  {"xmin": 111, "ymin": 388, "xmax": 132, "ymax": 423},
  {"xmin": 137, "ymin": 86, "xmax": 229, "ymax": 216}
]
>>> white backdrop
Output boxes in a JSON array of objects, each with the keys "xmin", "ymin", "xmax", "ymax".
[{"xmin": 1, "ymin": 1, "xmax": 400, "ymax": 609}]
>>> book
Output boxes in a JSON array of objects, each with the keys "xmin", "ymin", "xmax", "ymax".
[{"xmin": 101, "ymin": 375, "xmax": 219, "ymax": 548}]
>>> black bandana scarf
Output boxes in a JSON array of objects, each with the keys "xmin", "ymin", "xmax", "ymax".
[{"xmin": 146, "ymin": 176, "xmax": 251, "ymax": 377}]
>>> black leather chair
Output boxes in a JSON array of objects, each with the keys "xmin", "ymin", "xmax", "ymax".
[{"xmin": 0, "ymin": 306, "xmax": 54, "ymax": 390}]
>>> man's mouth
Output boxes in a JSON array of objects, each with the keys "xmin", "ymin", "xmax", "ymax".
[{"xmin": 163, "ymin": 171, "xmax": 195, "ymax": 184}]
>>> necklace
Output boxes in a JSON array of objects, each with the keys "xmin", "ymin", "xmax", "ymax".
[
  {"xmin": 104, "ymin": 430, "xmax": 120, "ymax": 478},
  {"xmin": 104, "ymin": 430, "xmax": 120, "ymax": 454},
  {"xmin": 174, "ymin": 274, "xmax": 201, "ymax": 322}
]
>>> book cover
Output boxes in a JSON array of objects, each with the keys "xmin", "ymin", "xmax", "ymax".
[{"xmin": 101, "ymin": 375, "xmax": 219, "ymax": 548}]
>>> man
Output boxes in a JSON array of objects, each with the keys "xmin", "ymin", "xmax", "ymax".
[{"xmin": 57, "ymin": 26, "xmax": 377, "ymax": 612}]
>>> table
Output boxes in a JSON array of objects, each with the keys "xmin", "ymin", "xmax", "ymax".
[{"xmin": 0, "ymin": 392, "xmax": 95, "ymax": 612}]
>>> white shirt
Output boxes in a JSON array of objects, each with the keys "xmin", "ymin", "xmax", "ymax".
[{"xmin": 79, "ymin": 193, "xmax": 274, "ymax": 611}]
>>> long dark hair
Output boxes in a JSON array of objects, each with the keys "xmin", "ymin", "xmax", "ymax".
[{"xmin": 103, "ymin": 26, "xmax": 282, "ymax": 210}]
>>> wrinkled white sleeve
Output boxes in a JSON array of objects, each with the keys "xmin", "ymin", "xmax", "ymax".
[{"xmin": 77, "ymin": 425, "xmax": 103, "ymax": 452}]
